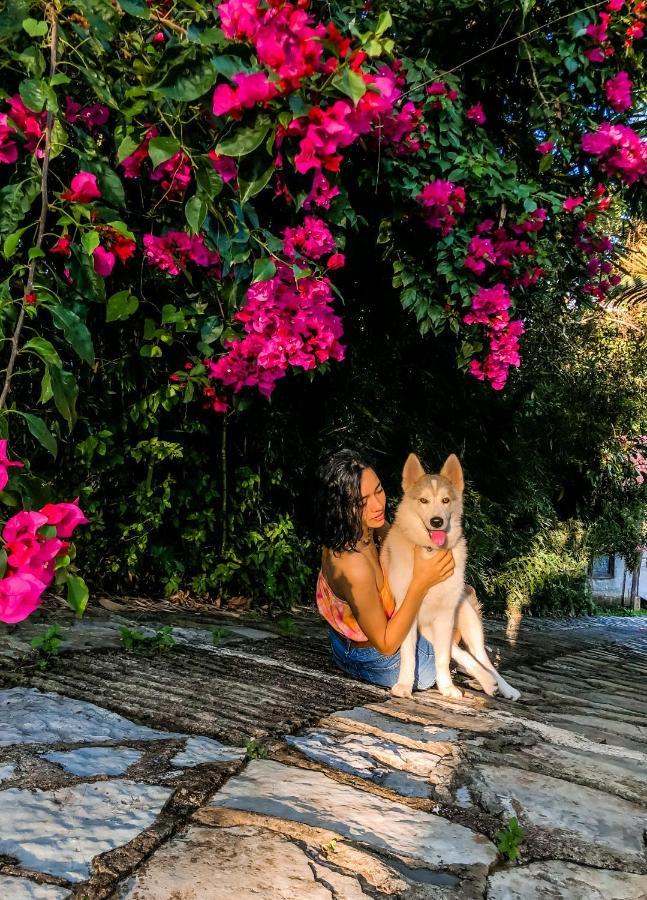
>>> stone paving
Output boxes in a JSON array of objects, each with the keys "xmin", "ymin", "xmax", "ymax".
[{"xmin": 0, "ymin": 608, "xmax": 646, "ymax": 899}]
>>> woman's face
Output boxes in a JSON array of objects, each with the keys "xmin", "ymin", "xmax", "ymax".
[{"xmin": 360, "ymin": 467, "xmax": 386, "ymax": 529}]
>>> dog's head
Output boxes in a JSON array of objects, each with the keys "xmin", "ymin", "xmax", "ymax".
[{"xmin": 394, "ymin": 453, "xmax": 464, "ymax": 549}]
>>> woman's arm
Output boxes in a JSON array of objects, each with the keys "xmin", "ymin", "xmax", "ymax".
[{"xmin": 337, "ymin": 549, "xmax": 454, "ymax": 656}]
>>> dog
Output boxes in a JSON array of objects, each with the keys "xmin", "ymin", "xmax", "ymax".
[{"xmin": 380, "ymin": 453, "xmax": 520, "ymax": 701}]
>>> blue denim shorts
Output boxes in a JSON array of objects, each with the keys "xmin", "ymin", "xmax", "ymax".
[{"xmin": 328, "ymin": 628, "xmax": 436, "ymax": 691}]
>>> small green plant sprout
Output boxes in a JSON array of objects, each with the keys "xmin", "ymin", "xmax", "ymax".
[
  {"xmin": 152, "ymin": 624, "xmax": 176, "ymax": 651},
  {"xmin": 30, "ymin": 625, "xmax": 64, "ymax": 669},
  {"xmin": 211, "ymin": 625, "xmax": 225, "ymax": 646},
  {"xmin": 119, "ymin": 624, "xmax": 176, "ymax": 653},
  {"xmin": 245, "ymin": 737, "xmax": 269, "ymax": 760},
  {"xmin": 276, "ymin": 616, "xmax": 298, "ymax": 637},
  {"xmin": 495, "ymin": 816, "xmax": 524, "ymax": 862},
  {"xmin": 321, "ymin": 838, "xmax": 338, "ymax": 855}
]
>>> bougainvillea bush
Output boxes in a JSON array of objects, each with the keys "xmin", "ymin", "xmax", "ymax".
[{"xmin": 0, "ymin": 0, "xmax": 645, "ymax": 615}]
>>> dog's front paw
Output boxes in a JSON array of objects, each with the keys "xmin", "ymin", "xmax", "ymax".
[
  {"xmin": 498, "ymin": 682, "xmax": 521, "ymax": 702},
  {"xmin": 438, "ymin": 683, "xmax": 463, "ymax": 700},
  {"xmin": 391, "ymin": 682, "xmax": 413, "ymax": 699}
]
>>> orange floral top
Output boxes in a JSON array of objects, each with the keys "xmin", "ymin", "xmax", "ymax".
[{"xmin": 316, "ymin": 550, "xmax": 396, "ymax": 642}]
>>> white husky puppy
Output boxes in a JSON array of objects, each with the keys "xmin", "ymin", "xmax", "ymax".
[{"xmin": 381, "ymin": 453, "xmax": 520, "ymax": 701}]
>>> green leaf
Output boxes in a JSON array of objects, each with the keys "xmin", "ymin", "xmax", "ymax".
[
  {"xmin": 18, "ymin": 78, "xmax": 47, "ymax": 112},
  {"xmin": 148, "ymin": 136, "xmax": 181, "ymax": 169},
  {"xmin": 0, "ymin": 548, "xmax": 7, "ymax": 577},
  {"xmin": 17, "ymin": 411, "xmax": 57, "ymax": 457},
  {"xmin": 118, "ymin": 0, "xmax": 151, "ymax": 17},
  {"xmin": 140, "ymin": 344, "xmax": 163, "ymax": 358},
  {"xmin": 3, "ymin": 226, "xmax": 28, "ymax": 259},
  {"xmin": 116, "ymin": 135, "xmax": 139, "ymax": 164},
  {"xmin": 81, "ymin": 230, "xmax": 101, "ymax": 255},
  {"xmin": 50, "ymin": 306, "xmax": 95, "ymax": 366},
  {"xmin": 157, "ymin": 58, "xmax": 221, "ymax": 101},
  {"xmin": 22, "ymin": 17, "xmax": 48, "ymax": 37},
  {"xmin": 539, "ymin": 153, "xmax": 554, "ymax": 173},
  {"xmin": 22, "ymin": 337, "xmax": 63, "ymax": 368},
  {"xmin": 211, "ymin": 55, "xmax": 250, "ymax": 78},
  {"xmin": 185, "ymin": 194, "xmax": 207, "ymax": 234},
  {"xmin": 49, "ymin": 366, "xmax": 78, "ymax": 431},
  {"xmin": 375, "ymin": 10, "xmax": 392, "ymax": 35},
  {"xmin": 196, "ymin": 164, "xmax": 223, "ymax": 199},
  {"xmin": 239, "ymin": 163, "xmax": 274, "ymax": 204},
  {"xmin": 106, "ymin": 290, "xmax": 139, "ymax": 322},
  {"xmin": 215, "ymin": 117, "xmax": 271, "ymax": 157},
  {"xmin": 66, "ymin": 574, "xmax": 89, "ymax": 619},
  {"xmin": 332, "ymin": 69, "xmax": 366, "ymax": 105},
  {"xmin": 252, "ymin": 257, "xmax": 276, "ymax": 282},
  {"xmin": 198, "ymin": 27, "xmax": 226, "ymax": 46},
  {"xmin": 0, "ymin": 178, "xmax": 40, "ymax": 238},
  {"xmin": 39, "ymin": 367, "xmax": 53, "ymax": 404}
]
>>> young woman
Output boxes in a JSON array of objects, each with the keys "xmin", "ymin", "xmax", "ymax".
[{"xmin": 314, "ymin": 449, "xmax": 455, "ymax": 690}]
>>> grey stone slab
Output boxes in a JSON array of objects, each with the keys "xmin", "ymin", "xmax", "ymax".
[
  {"xmin": 170, "ymin": 736, "xmax": 245, "ymax": 767},
  {"xmin": 0, "ymin": 780, "xmax": 172, "ymax": 882},
  {"xmin": 474, "ymin": 764, "xmax": 647, "ymax": 860},
  {"xmin": 43, "ymin": 747, "xmax": 143, "ymax": 777},
  {"xmin": 0, "ymin": 876, "xmax": 70, "ymax": 899},
  {"xmin": 286, "ymin": 729, "xmax": 443, "ymax": 798},
  {"xmin": 327, "ymin": 706, "xmax": 459, "ymax": 747},
  {"xmin": 487, "ymin": 861, "xmax": 647, "ymax": 899},
  {"xmin": 0, "ymin": 761, "xmax": 16, "ymax": 782},
  {"xmin": 210, "ymin": 759, "xmax": 497, "ymax": 869},
  {"xmin": 0, "ymin": 688, "xmax": 181, "ymax": 746},
  {"xmin": 117, "ymin": 824, "xmax": 367, "ymax": 899}
]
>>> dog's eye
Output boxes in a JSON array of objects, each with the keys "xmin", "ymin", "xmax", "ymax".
[
  {"xmin": 441, "ymin": 497, "xmax": 450, "ymax": 504},
  {"xmin": 419, "ymin": 497, "xmax": 429, "ymax": 504}
]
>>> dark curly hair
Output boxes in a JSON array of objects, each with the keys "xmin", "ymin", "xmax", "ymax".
[{"xmin": 314, "ymin": 449, "xmax": 373, "ymax": 553}]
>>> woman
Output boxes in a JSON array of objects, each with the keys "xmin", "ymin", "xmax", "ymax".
[{"xmin": 314, "ymin": 449, "xmax": 455, "ymax": 690}]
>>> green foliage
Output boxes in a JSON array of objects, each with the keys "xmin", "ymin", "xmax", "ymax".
[
  {"xmin": 496, "ymin": 816, "xmax": 524, "ymax": 863},
  {"xmin": 30, "ymin": 624, "xmax": 64, "ymax": 669},
  {"xmin": 211, "ymin": 625, "xmax": 225, "ymax": 645},
  {"xmin": 119, "ymin": 624, "xmax": 176, "ymax": 653},
  {"xmin": 244, "ymin": 737, "xmax": 269, "ymax": 760},
  {"xmin": 275, "ymin": 616, "xmax": 299, "ymax": 637}
]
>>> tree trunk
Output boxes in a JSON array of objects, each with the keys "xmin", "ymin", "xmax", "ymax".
[{"xmin": 630, "ymin": 550, "xmax": 643, "ymax": 611}]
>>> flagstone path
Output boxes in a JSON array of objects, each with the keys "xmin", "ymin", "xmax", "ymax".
[{"xmin": 0, "ymin": 608, "xmax": 646, "ymax": 899}]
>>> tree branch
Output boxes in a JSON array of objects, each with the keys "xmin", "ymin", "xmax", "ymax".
[{"xmin": 0, "ymin": 5, "xmax": 58, "ymax": 411}]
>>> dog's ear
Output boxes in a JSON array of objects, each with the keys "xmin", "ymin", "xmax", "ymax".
[
  {"xmin": 402, "ymin": 453, "xmax": 425, "ymax": 491},
  {"xmin": 440, "ymin": 454, "xmax": 464, "ymax": 493}
]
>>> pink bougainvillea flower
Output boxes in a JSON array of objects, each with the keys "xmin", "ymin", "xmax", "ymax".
[
  {"xmin": 416, "ymin": 180, "xmax": 466, "ymax": 235},
  {"xmin": 0, "ymin": 573, "xmax": 48, "ymax": 624},
  {"xmin": 93, "ymin": 245, "xmax": 116, "ymax": 276},
  {"xmin": 2, "ymin": 510, "xmax": 47, "ymax": 544},
  {"xmin": 120, "ymin": 126, "xmax": 159, "ymax": 178},
  {"xmin": 208, "ymin": 151, "xmax": 238, "ymax": 183},
  {"xmin": 282, "ymin": 216, "xmax": 336, "ymax": 260},
  {"xmin": 150, "ymin": 151, "xmax": 192, "ymax": 200},
  {"xmin": 605, "ymin": 0, "xmax": 624, "ymax": 9},
  {"xmin": 536, "ymin": 141, "xmax": 555, "ymax": 155},
  {"xmin": 0, "ymin": 113, "xmax": 19, "ymax": 164},
  {"xmin": 327, "ymin": 253, "xmax": 345, "ymax": 269},
  {"xmin": 605, "ymin": 71, "xmax": 633, "ymax": 112},
  {"xmin": 5, "ymin": 95, "xmax": 47, "ymax": 156},
  {"xmin": 50, "ymin": 233, "xmax": 72, "ymax": 256},
  {"xmin": 563, "ymin": 196, "xmax": 584, "ymax": 212},
  {"xmin": 98, "ymin": 226, "xmax": 136, "ymax": 264},
  {"xmin": 64, "ymin": 97, "xmax": 110, "ymax": 132},
  {"xmin": 143, "ymin": 231, "xmax": 221, "ymax": 276},
  {"xmin": 584, "ymin": 47, "xmax": 606, "ymax": 63},
  {"xmin": 152, "ymin": 30, "xmax": 166, "ymax": 43},
  {"xmin": 586, "ymin": 11, "xmax": 611, "ymax": 43},
  {"xmin": 466, "ymin": 102, "xmax": 486, "ymax": 125},
  {"xmin": 212, "ymin": 72, "xmax": 279, "ymax": 119},
  {"xmin": 0, "ymin": 440, "xmax": 23, "ymax": 493},
  {"xmin": 61, "ymin": 171, "xmax": 102, "ymax": 203},
  {"xmin": 39, "ymin": 498, "xmax": 89, "ymax": 538},
  {"xmin": 582, "ymin": 123, "xmax": 647, "ymax": 185},
  {"xmin": 303, "ymin": 171, "xmax": 340, "ymax": 210},
  {"xmin": 24, "ymin": 292, "xmax": 38, "ymax": 305}
]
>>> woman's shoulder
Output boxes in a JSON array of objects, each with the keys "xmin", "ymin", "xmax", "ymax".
[{"xmin": 324, "ymin": 546, "xmax": 376, "ymax": 586}]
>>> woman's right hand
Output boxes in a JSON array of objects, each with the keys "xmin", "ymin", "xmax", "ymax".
[{"xmin": 411, "ymin": 546, "xmax": 455, "ymax": 593}]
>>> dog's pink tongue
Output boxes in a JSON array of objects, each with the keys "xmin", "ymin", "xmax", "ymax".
[{"xmin": 430, "ymin": 530, "xmax": 446, "ymax": 547}]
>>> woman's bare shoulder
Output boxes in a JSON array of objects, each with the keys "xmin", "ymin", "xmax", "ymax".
[{"xmin": 327, "ymin": 549, "xmax": 376, "ymax": 589}]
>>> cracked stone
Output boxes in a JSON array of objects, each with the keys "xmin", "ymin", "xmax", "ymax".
[
  {"xmin": 116, "ymin": 824, "xmax": 364, "ymax": 899},
  {"xmin": 0, "ymin": 688, "xmax": 181, "ymax": 746},
  {"xmin": 487, "ymin": 860, "xmax": 647, "ymax": 899},
  {"xmin": 170, "ymin": 736, "xmax": 245, "ymax": 768},
  {"xmin": 43, "ymin": 747, "xmax": 144, "ymax": 777},
  {"xmin": 324, "ymin": 706, "xmax": 460, "ymax": 748},
  {"xmin": 209, "ymin": 759, "xmax": 497, "ymax": 869},
  {"xmin": 0, "ymin": 761, "xmax": 16, "ymax": 782},
  {"xmin": 473, "ymin": 764, "xmax": 647, "ymax": 861},
  {"xmin": 0, "ymin": 780, "xmax": 172, "ymax": 882},
  {"xmin": 286, "ymin": 728, "xmax": 442, "ymax": 798},
  {"xmin": 0, "ymin": 875, "xmax": 70, "ymax": 899}
]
